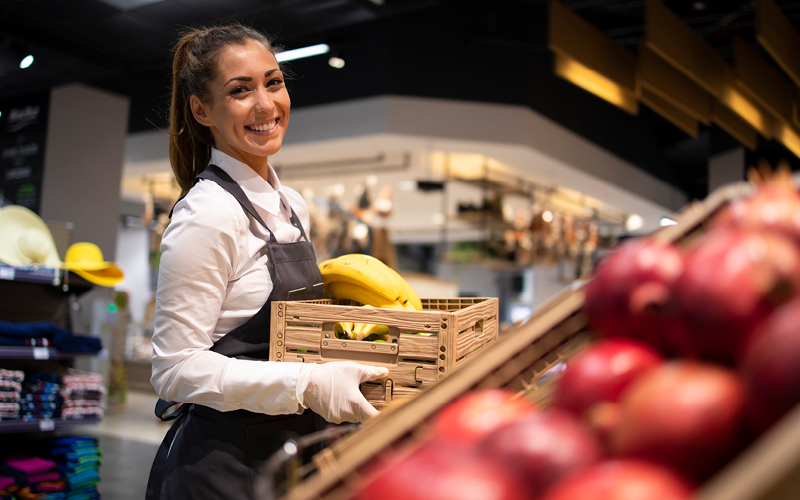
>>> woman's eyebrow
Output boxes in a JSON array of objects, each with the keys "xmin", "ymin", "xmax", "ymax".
[{"xmin": 223, "ymin": 69, "xmax": 280, "ymax": 87}]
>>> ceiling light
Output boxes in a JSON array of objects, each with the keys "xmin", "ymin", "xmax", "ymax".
[
  {"xmin": 365, "ymin": 175, "xmax": 378, "ymax": 186},
  {"xmin": 399, "ymin": 181, "xmax": 416, "ymax": 191},
  {"xmin": 275, "ymin": 44, "xmax": 330, "ymax": 63},
  {"xmin": 626, "ymin": 214, "xmax": 644, "ymax": 231},
  {"xmin": 542, "ymin": 210, "xmax": 554, "ymax": 223},
  {"xmin": 19, "ymin": 55, "xmax": 33, "ymax": 69},
  {"xmin": 660, "ymin": 217, "xmax": 678, "ymax": 226},
  {"xmin": 692, "ymin": 1, "xmax": 706, "ymax": 10},
  {"xmin": 432, "ymin": 213, "xmax": 446, "ymax": 225},
  {"xmin": 328, "ymin": 56, "xmax": 345, "ymax": 69}
]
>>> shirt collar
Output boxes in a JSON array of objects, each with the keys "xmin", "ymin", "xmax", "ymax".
[{"xmin": 209, "ymin": 148, "xmax": 285, "ymax": 217}]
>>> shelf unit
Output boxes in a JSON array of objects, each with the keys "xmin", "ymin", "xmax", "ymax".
[
  {"xmin": 0, "ymin": 417, "xmax": 100, "ymax": 434},
  {"xmin": 0, "ymin": 263, "xmax": 101, "ymax": 433}
]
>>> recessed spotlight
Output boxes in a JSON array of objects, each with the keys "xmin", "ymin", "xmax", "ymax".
[
  {"xmin": 19, "ymin": 55, "xmax": 33, "ymax": 69},
  {"xmin": 328, "ymin": 56, "xmax": 345, "ymax": 69},
  {"xmin": 693, "ymin": 1, "xmax": 706, "ymax": 10}
]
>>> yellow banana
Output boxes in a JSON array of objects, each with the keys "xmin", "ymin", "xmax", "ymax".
[
  {"xmin": 319, "ymin": 255, "xmax": 401, "ymax": 303},
  {"xmin": 385, "ymin": 268, "xmax": 423, "ymax": 310},
  {"xmin": 359, "ymin": 324, "xmax": 390, "ymax": 341},
  {"xmin": 327, "ymin": 254, "xmax": 423, "ymax": 310},
  {"xmin": 326, "ymin": 281, "xmax": 405, "ymax": 309}
]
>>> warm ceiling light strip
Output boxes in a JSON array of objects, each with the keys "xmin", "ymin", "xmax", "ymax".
[
  {"xmin": 639, "ymin": 87, "xmax": 699, "ymax": 138},
  {"xmin": 553, "ymin": 54, "xmax": 639, "ymax": 115},
  {"xmin": 638, "ymin": 44, "xmax": 713, "ymax": 125},
  {"xmin": 756, "ymin": 0, "xmax": 800, "ymax": 88},
  {"xmin": 644, "ymin": 0, "xmax": 726, "ymax": 97},
  {"xmin": 734, "ymin": 37, "xmax": 795, "ymax": 124},
  {"xmin": 711, "ymin": 101, "xmax": 758, "ymax": 151},
  {"xmin": 775, "ymin": 123, "xmax": 800, "ymax": 158},
  {"xmin": 720, "ymin": 65, "xmax": 776, "ymax": 140},
  {"xmin": 549, "ymin": 0, "xmax": 638, "ymax": 115}
]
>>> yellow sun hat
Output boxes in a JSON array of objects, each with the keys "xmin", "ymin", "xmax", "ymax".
[
  {"xmin": 62, "ymin": 242, "xmax": 124, "ymax": 287},
  {"xmin": 0, "ymin": 205, "xmax": 62, "ymax": 268}
]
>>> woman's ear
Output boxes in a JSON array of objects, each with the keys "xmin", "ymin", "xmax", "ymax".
[{"xmin": 190, "ymin": 95, "xmax": 214, "ymax": 127}]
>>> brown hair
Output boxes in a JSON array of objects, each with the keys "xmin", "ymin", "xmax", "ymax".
[{"xmin": 168, "ymin": 24, "xmax": 280, "ymax": 195}]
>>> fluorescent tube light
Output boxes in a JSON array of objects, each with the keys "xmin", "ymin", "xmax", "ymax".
[{"xmin": 275, "ymin": 44, "xmax": 330, "ymax": 63}]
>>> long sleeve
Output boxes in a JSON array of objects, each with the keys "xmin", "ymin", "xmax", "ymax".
[{"xmin": 150, "ymin": 182, "xmax": 306, "ymax": 414}]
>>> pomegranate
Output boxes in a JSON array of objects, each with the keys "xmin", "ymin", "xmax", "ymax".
[
  {"xmin": 713, "ymin": 165, "xmax": 800, "ymax": 245},
  {"xmin": 584, "ymin": 239, "xmax": 685, "ymax": 352},
  {"xmin": 479, "ymin": 408, "xmax": 603, "ymax": 496},
  {"xmin": 541, "ymin": 459, "xmax": 693, "ymax": 500},
  {"xmin": 673, "ymin": 228, "xmax": 800, "ymax": 364},
  {"xmin": 430, "ymin": 389, "xmax": 536, "ymax": 444},
  {"xmin": 740, "ymin": 295, "xmax": 800, "ymax": 433},
  {"xmin": 353, "ymin": 438, "xmax": 531, "ymax": 500},
  {"xmin": 609, "ymin": 361, "xmax": 746, "ymax": 481},
  {"xmin": 553, "ymin": 339, "xmax": 663, "ymax": 418}
]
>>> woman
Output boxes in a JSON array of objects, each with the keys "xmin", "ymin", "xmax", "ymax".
[{"xmin": 145, "ymin": 24, "xmax": 388, "ymax": 499}]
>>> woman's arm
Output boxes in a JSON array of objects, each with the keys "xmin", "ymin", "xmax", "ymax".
[{"xmin": 150, "ymin": 185, "xmax": 305, "ymax": 414}]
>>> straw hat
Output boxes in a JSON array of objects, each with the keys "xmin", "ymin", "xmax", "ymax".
[
  {"xmin": 0, "ymin": 205, "xmax": 62, "ymax": 267},
  {"xmin": 62, "ymin": 242, "xmax": 124, "ymax": 287}
]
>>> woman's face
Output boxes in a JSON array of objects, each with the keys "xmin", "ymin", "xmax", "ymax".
[{"xmin": 191, "ymin": 39, "xmax": 290, "ymax": 167}]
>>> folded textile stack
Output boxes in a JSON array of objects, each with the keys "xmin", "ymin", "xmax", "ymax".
[
  {"xmin": 36, "ymin": 437, "xmax": 101, "ymax": 500},
  {"xmin": 0, "ymin": 453, "xmax": 66, "ymax": 500},
  {"xmin": 0, "ymin": 321, "xmax": 102, "ymax": 353},
  {"xmin": 59, "ymin": 371, "xmax": 104, "ymax": 421},
  {"xmin": 20, "ymin": 372, "xmax": 62, "ymax": 422},
  {"xmin": 0, "ymin": 370, "xmax": 23, "ymax": 421}
]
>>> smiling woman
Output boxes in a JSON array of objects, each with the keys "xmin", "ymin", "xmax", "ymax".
[{"xmin": 145, "ymin": 24, "xmax": 388, "ymax": 500}]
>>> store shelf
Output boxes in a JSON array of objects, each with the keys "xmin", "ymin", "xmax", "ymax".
[
  {"xmin": 0, "ymin": 347, "xmax": 106, "ymax": 360},
  {"xmin": 0, "ymin": 417, "xmax": 100, "ymax": 434},
  {"xmin": 0, "ymin": 265, "xmax": 61, "ymax": 286}
]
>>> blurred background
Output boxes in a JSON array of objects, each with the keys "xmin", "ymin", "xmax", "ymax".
[{"xmin": 1, "ymin": 0, "xmax": 800, "ymax": 498}]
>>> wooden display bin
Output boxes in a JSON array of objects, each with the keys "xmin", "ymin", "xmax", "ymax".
[
  {"xmin": 281, "ymin": 180, "xmax": 800, "ymax": 500},
  {"xmin": 269, "ymin": 297, "xmax": 499, "ymax": 408}
]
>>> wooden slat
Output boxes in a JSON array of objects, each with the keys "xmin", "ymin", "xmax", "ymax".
[
  {"xmin": 398, "ymin": 334, "xmax": 438, "ymax": 360},
  {"xmin": 284, "ymin": 330, "xmax": 321, "ymax": 351},
  {"xmin": 640, "ymin": 86, "xmax": 699, "ymax": 137},
  {"xmin": 391, "ymin": 386, "xmax": 422, "ymax": 400},
  {"xmin": 284, "ymin": 302, "xmax": 442, "ymax": 332},
  {"xmin": 388, "ymin": 363, "xmax": 437, "ymax": 387},
  {"xmin": 318, "ymin": 338, "xmax": 399, "ymax": 356},
  {"xmin": 638, "ymin": 43, "xmax": 713, "ymax": 124},
  {"xmin": 756, "ymin": 0, "xmax": 800, "ymax": 88},
  {"xmin": 456, "ymin": 328, "xmax": 495, "ymax": 360},
  {"xmin": 734, "ymin": 36, "xmax": 795, "ymax": 123},
  {"xmin": 645, "ymin": 0, "xmax": 726, "ymax": 96},
  {"xmin": 454, "ymin": 298, "xmax": 498, "ymax": 332}
]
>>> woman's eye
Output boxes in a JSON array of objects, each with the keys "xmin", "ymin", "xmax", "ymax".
[
  {"xmin": 230, "ymin": 86, "xmax": 249, "ymax": 95},
  {"xmin": 267, "ymin": 78, "xmax": 284, "ymax": 88}
]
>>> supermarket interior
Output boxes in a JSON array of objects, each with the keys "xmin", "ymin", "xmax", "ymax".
[{"xmin": 2, "ymin": 0, "xmax": 800, "ymax": 499}]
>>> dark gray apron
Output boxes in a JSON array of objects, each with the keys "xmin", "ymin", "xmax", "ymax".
[{"xmin": 145, "ymin": 165, "xmax": 324, "ymax": 499}]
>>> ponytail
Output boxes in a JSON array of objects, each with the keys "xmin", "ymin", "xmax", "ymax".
[{"xmin": 167, "ymin": 24, "xmax": 280, "ymax": 195}]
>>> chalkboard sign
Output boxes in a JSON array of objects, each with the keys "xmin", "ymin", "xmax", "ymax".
[{"xmin": 0, "ymin": 91, "xmax": 50, "ymax": 213}]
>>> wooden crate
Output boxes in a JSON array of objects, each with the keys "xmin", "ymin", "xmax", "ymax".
[
  {"xmin": 269, "ymin": 297, "xmax": 499, "ymax": 408},
  {"xmin": 281, "ymin": 180, "xmax": 800, "ymax": 500}
]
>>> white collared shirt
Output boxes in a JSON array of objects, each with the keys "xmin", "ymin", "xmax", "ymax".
[{"xmin": 150, "ymin": 148, "xmax": 310, "ymax": 414}]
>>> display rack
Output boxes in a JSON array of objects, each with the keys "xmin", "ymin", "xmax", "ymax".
[
  {"xmin": 0, "ymin": 346, "xmax": 105, "ymax": 361},
  {"xmin": 0, "ymin": 417, "xmax": 101, "ymax": 434}
]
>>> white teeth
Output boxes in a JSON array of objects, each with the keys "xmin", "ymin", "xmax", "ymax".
[{"xmin": 248, "ymin": 120, "xmax": 277, "ymax": 132}]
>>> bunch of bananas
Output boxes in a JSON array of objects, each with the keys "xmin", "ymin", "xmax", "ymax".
[{"xmin": 319, "ymin": 254, "xmax": 423, "ymax": 341}]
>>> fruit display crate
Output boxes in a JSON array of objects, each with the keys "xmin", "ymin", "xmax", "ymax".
[
  {"xmin": 269, "ymin": 297, "xmax": 499, "ymax": 408},
  {"xmin": 281, "ymin": 179, "xmax": 800, "ymax": 500}
]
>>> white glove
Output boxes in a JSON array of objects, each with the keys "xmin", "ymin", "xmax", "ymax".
[{"xmin": 299, "ymin": 362, "xmax": 389, "ymax": 424}]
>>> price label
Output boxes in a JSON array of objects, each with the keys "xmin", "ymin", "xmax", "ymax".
[
  {"xmin": 0, "ymin": 268, "xmax": 15, "ymax": 280},
  {"xmin": 39, "ymin": 420, "xmax": 55, "ymax": 431},
  {"xmin": 33, "ymin": 347, "xmax": 50, "ymax": 360}
]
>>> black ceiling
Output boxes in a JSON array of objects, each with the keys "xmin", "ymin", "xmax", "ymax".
[{"xmin": 2, "ymin": 0, "xmax": 800, "ymax": 201}]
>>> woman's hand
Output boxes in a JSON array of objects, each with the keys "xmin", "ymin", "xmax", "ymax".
[{"xmin": 301, "ymin": 362, "xmax": 389, "ymax": 424}]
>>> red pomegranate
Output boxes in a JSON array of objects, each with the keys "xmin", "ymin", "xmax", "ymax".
[
  {"xmin": 609, "ymin": 361, "xmax": 746, "ymax": 481},
  {"xmin": 479, "ymin": 409, "xmax": 603, "ymax": 496},
  {"xmin": 429, "ymin": 389, "xmax": 536, "ymax": 444},
  {"xmin": 353, "ymin": 438, "xmax": 531, "ymax": 500},
  {"xmin": 584, "ymin": 239, "xmax": 685, "ymax": 353},
  {"xmin": 541, "ymin": 459, "xmax": 693, "ymax": 500},
  {"xmin": 673, "ymin": 228, "xmax": 800, "ymax": 364},
  {"xmin": 740, "ymin": 295, "xmax": 800, "ymax": 433},
  {"xmin": 553, "ymin": 339, "xmax": 663, "ymax": 418}
]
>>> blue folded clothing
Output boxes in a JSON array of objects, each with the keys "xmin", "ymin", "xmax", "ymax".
[{"xmin": 0, "ymin": 321, "xmax": 101, "ymax": 353}]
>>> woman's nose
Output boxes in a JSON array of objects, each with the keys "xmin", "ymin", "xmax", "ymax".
[{"xmin": 254, "ymin": 87, "xmax": 274, "ymax": 113}]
